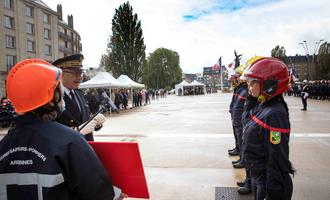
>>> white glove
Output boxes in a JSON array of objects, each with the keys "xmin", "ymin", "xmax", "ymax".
[
  {"xmin": 113, "ymin": 186, "xmax": 122, "ymax": 200},
  {"xmin": 94, "ymin": 113, "xmax": 106, "ymax": 126},
  {"xmin": 79, "ymin": 120, "xmax": 97, "ymax": 135}
]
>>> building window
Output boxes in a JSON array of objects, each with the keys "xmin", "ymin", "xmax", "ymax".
[
  {"xmin": 4, "ymin": 16, "xmax": 14, "ymax": 29},
  {"xmin": 43, "ymin": 13, "xmax": 50, "ymax": 23},
  {"xmin": 27, "ymin": 40, "xmax": 35, "ymax": 52},
  {"xmin": 6, "ymin": 55, "xmax": 16, "ymax": 71},
  {"xmin": 26, "ymin": 6, "xmax": 33, "ymax": 17},
  {"xmin": 4, "ymin": 0, "xmax": 13, "ymax": 10},
  {"xmin": 5, "ymin": 35, "xmax": 15, "ymax": 48},
  {"xmin": 26, "ymin": 23, "xmax": 34, "ymax": 34},
  {"xmin": 45, "ymin": 45, "xmax": 52, "ymax": 56},
  {"xmin": 44, "ymin": 28, "xmax": 51, "ymax": 39}
]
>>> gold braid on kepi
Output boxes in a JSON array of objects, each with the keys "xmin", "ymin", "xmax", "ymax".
[{"xmin": 52, "ymin": 54, "xmax": 84, "ymax": 69}]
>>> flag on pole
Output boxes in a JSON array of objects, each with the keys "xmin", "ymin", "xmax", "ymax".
[
  {"xmin": 212, "ymin": 60, "xmax": 220, "ymax": 70},
  {"xmin": 289, "ymin": 64, "xmax": 298, "ymax": 82}
]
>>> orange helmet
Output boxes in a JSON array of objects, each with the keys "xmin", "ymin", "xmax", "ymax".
[{"xmin": 6, "ymin": 59, "xmax": 62, "ymax": 113}]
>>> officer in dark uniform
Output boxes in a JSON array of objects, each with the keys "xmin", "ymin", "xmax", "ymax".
[
  {"xmin": 53, "ymin": 54, "xmax": 105, "ymax": 141},
  {"xmin": 0, "ymin": 59, "xmax": 126, "ymax": 199},
  {"xmin": 242, "ymin": 57, "xmax": 294, "ymax": 200},
  {"xmin": 300, "ymin": 80, "xmax": 310, "ymax": 111}
]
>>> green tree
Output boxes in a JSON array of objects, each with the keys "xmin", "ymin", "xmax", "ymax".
[
  {"xmin": 101, "ymin": 1, "xmax": 146, "ymax": 81},
  {"xmin": 317, "ymin": 41, "xmax": 330, "ymax": 79},
  {"xmin": 144, "ymin": 48, "xmax": 182, "ymax": 89},
  {"xmin": 271, "ymin": 45, "xmax": 287, "ymax": 60}
]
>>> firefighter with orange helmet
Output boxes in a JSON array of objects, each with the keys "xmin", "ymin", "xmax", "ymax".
[
  {"xmin": 241, "ymin": 57, "xmax": 294, "ymax": 200},
  {"xmin": 0, "ymin": 59, "xmax": 126, "ymax": 200}
]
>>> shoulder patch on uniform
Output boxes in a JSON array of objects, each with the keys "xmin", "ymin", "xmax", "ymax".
[{"xmin": 270, "ymin": 131, "xmax": 281, "ymax": 145}]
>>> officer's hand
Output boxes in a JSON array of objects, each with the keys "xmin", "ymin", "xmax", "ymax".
[
  {"xmin": 94, "ymin": 113, "xmax": 106, "ymax": 126},
  {"xmin": 116, "ymin": 192, "xmax": 128, "ymax": 200},
  {"xmin": 79, "ymin": 120, "xmax": 97, "ymax": 135}
]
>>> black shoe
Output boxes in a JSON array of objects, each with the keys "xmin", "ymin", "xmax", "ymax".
[
  {"xmin": 301, "ymin": 108, "xmax": 307, "ymax": 111},
  {"xmin": 238, "ymin": 186, "xmax": 252, "ymax": 195},
  {"xmin": 232, "ymin": 159, "xmax": 241, "ymax": 164},
  {"xmin": 228, "ymin": 147, "xmax": 236, "ymax": 153},
  {"xmin": 233, "ymin": 161, "xmax": 245, "ymax": 168},
  {"xmin": 228, "ymin": 149, "xmax": 240, "ymax": 156},
  {"xmin": 236, "ymin": 181, "xmax": 245, "ymax": 187}
]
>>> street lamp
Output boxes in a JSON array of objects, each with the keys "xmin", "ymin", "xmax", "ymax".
[
  {"xmin": 299, "ymin": 41, "xmax": 310, "ymax": 80},
  {"xmin": 299, "ymin": 40, "xmax": 324, "ymax": 80}
]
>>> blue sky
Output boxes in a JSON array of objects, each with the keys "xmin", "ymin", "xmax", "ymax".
[
  {"xmin": 44, "ymin": 0, "xmax": 329, "ymax": 74},
  {"xmin": 183, "ymin": 0, "xmax": 281, "ymax": 21}
]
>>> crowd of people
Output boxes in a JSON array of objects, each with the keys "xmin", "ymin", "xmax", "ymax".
[
  {"xmin": 0, "ymin": 97, "xmax": 15, "ymax": 128},
  {"xmin": 286, "ymin": 80, "xmax": 330, "ymax": 100},
  {"xmin": 228, "ymin": 56, "xmax": 295, "ymax": 200},
  {"xmin": 84, "ymin": 88, "xmax": 166, "ymax": 115}
]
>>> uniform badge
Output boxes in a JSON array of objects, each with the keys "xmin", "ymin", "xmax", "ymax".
[{"xmin": 270, "ymin": 131, "xmax": 281, "ymax": 145}]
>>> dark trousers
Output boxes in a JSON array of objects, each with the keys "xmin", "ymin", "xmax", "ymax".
[
  {"xmin": 233, "ymin": 125, "xmax": 243, "ymax": 151},
  {"xmin": 301, "ymin": 96, "xmax": 307, "ymax": 109},
  {"xmin": 267, "ymin": 173, "xmax": 293, "ymax": 200},
  {"xmin": 252, "ymin": 171, "xmax": 293, "ymax": 200},
  {"xmin": 251, "ymin": 172, "xmax": 266, "ymax": 200},
  {"xmin": 232, "ymin": 124, "xmax": 238, "ymax": 149},
  {"xmin": 245, "ymin": 167, "xmax": 252, "ymax": 188}
]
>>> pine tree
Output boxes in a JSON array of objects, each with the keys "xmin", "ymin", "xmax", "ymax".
[{"xmin": 102, "ymin": 2, "xmax": 146, "ymax": 81}]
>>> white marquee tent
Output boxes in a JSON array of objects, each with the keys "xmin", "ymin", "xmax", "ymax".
[
  {"xmin": 175, "ymin": 80, "xmax": 192, "ymax": 96},
  {"xmin": 79, "ymin": 72, "xmax": 127, "ymax": 89},
  {"xmin": 190, "ymin": 80, "xmax": 206, "ymax": 94},
  {"xmin": 116, "ymin": 75, "xmax": 145, "ymax": 88}
]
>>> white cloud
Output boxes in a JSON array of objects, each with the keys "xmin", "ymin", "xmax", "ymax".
[{"xmin": 43, "ymin": 0, "xmax": 330, "ymax": 74}]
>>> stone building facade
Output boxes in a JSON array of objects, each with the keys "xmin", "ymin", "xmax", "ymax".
[{"xmin": 0, "ymin": 0, "xmax": 82, "ymax": 97}]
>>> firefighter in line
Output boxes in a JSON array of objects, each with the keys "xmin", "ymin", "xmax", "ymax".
[
  {"xmin": 0, "ymin": 59, "xmax": 127, "ymax": 200},
  {"xmin": 228, "ymin": 66, "xmax": 247, "ymax": 159},
  {"xmin": 236, "ymin": 56, "xmax": 264, "ymax": 195},
  {"xmin": 241, "ymin": 57, "xmax": 295, "ymax": 200}
]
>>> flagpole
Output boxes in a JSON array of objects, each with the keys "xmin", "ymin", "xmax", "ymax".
[{"xmin": 219, "ymin": 57, "xmax": 223, "ymax": 92}]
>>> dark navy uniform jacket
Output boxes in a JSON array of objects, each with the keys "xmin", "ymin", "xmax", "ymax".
[
  {"xmin": 57, "ymin": 89, "xmax": 94, "ymax": 141},
  {"xmin": 0, "ymin": 114, "xmax": 114, "ymax": 200},
  {"xmin": 229, "ymin": 87, "xmax": 237, "ymax": 120},
  {"xmin": 232, "ymin": 84, "xmax": 248, "ymax": 127},
  {"xmin": 243, "ymin": 100, "xmax": 293, "ymax": 184},
  {"xmin": 242, "ymin": 95, "xmax": 259, "ymax": 127}
]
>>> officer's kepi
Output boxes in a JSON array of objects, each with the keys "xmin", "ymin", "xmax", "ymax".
[{"xmin": 52, "ymin": 54, "xmax": 84, "ymax": 74}]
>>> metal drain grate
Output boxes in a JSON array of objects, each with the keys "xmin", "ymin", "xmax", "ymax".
[{"xmin": 215, "ymin": 187, "xmax": 252, "ymax": 200}]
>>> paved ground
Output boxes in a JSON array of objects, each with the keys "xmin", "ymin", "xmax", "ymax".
[{"xmin": 1, "ymin": 93, "xmax": 330, "ymax": 200}]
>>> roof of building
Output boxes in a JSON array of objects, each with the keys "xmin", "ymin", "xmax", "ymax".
[
  {"xmin": 31, "ymin": 0, "xmax": 52, "ymax": 11},
  {"xmin": 283, "ymin": 55, "xmax": 317, "ymax": 63},
  {"xmin": 183, "ymin": 73, "xmax": 197, "ymax": 81}
]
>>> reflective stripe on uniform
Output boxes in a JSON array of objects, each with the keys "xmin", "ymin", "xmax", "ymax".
[
  {"xmin": 0, "ymin": 173, "xmax": 64, "ymax": 200},
  {"xmin": 237, "ymin": 95, "xmax": 246, "ymax": 100},
  {"xmin": 234, "ymin": 93, "xmax": 246, "ymax": 100},
  {"xmin": 251, "ymin": 115, "xmax": 290, "ymax": 134}
]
